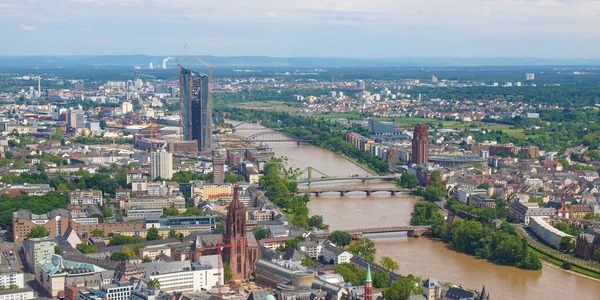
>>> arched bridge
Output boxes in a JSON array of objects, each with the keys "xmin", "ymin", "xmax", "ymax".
[
  {"xmin": 342, "ymin": 225, "xmax": 431, "ymax": 238},
  {"xmin": 295, "ymin": 186, "xmax": 409, "ymax": 196},
  {"xmin": 296, "ymin": 175, "xmax": 395, "ymax": 184},
  {"xmin": 245, "ymin": 131, "xmax": 314, "ymax": 144}
]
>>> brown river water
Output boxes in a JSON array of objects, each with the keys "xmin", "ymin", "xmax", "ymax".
[{"xmin": 230, "ymin": 121, "xmax": 600, "ymax": 299}]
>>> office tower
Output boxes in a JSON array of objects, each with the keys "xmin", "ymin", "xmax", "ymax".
[
  {"xmin": 224, "ymin": 188, "xmax": 250, "ymax": 281},
  {"xmin": 357, "ymin": 80, "xmax": 366, "ymax": 90},
  {"xmin": 150, "ymin": 149, "xmax": 173, "ymax": 180},
  {"xmin": 411, "ymin": 124, "xmax": 429, "ymax": 165},
  {"xmin": 180, "ymin": 68, "xmax": 212, "ymax": 151},
  {"xmin": 68, "ymin": 110, "xmax": 85, "ymax": 129},
  {"xmin": 212, "ymin": 153, "xmax": 225, "ymax": 184}
]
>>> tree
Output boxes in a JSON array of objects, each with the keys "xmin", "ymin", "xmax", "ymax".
[
  {"xmin": 146, "ymin": 227, "xmax": 162, "ymax": 241},
  {"xmin": 399, "ymin": 173, "xmax": 419, "ymax": 188},
  {"xmin": 26, "ymin": 225, "xmax": 49, "ymax": 239},
  {"xmin": 57, "ymin": 183, "xmax": 68, "ymax": 191},
  {"xmin": 594, "ymin": 248, "xmax": 600, "ymax": 261},
  {"xmin": 383, "ymin": 275, "xmax": 421, "ymax": 300},
  {"xmin": 123, "ymin": 246, "xmax": 136, "ymax": 258},
  {"xmin": 168, "ymin": 230, "xmax": 178, "ymax": 239},
  {"xmin": 99, "ymin": 120, "xmax": 107, "ymax": 130},
  {"xmin": 308, "ymin": 215, "xmax": 329, "ymax": 230},
  {"xmin": 559, "ymin": 236, "xmax": 575, "ymax": 252},
  {"xmin": 223, "ymin": 263, "xmax": 233, "ymax": 282},
  {"xmin": 379, "ymin": 256, "xmax": 399, "ymax": 273},
  {"xmin": 301, "ymin": 255, "xmax": 317, "ymax": 267},
  {"xmin": 91, "ymin": 229, "xmax": 105, "ymax": 237},
  {"xmin": 147, "ymin": 278, "xmax": 160, "ymax": 290},
  {"xmin": 372, "ymin": 270, "xmax": 390, "ymax": 288},
  {"xmin": 334, "ymin": 263, "xmax": 366, "ymax": 286},
  {"xmin": 330, "ymin": 230, "xmax": 352, "ymax": 247},
  {"xmin": 562, "ymin": 261, "xmax": 572, "ymax": 270},
  {"xmin": 110, "ymin": 252, "xmax": 128, "ymax": 262},
  {"xmin": 76, "ymin": 244, "xmax": 98, "ymax": 254},
  {"xmin": 253, "ymin": 227, "xmax": 267, "ymax": 240},
  {"xmin": 143, "ymin": 256, "xmax": 152, "ymax": 263},
  {"xmin": 348, "ymin": 238, "xmax": 376, "ymax": 262}
]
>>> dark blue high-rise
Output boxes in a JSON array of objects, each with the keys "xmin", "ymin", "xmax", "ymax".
[{"xmin": 179, "ymin": 68, "xmax": 212, "ymax": 152}]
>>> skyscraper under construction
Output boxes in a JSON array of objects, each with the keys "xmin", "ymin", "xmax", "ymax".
[{"xmin": 180, "ymin": 68, "xmax": 212, "ymax": 152}]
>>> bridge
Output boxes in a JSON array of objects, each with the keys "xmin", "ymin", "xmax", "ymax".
[
  {"xmin": 295, "ymin": 186, "xmax": 409, "ymax": 196},
  {"xmin": 245, "ymin": 131, "xmax": 314, "ymax": 145},
  {"xmin": 342, "ymin": 225, "xmax": 431, "ymax": 238},
  {"xmin": 296, "ymin": 175, "xmax": 395, "ymax": 184}
]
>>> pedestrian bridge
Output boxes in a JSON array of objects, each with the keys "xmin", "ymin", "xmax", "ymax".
[
  {"xmin": 295, "ymin": 186, "xmax": 409, "ymax": 196},
  {"xmin": 296, "ymin": 175, "xmax": 395, "ymax": 184}
]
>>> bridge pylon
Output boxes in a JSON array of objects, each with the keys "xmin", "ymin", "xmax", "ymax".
[{"xmin": 295, "ymin": 166, "xmax": 330, "ymax": 186}]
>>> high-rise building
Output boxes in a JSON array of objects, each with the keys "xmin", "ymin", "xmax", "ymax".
[
  {"xmin": 23, "ymin": 237, "xmax": 56, "ymax": 274},
  {"xmin": 411, "ymin": 124, "xmax": 429, "ymax": 165},
  {"xmin": 212, "ymin": 153, "xmax": 225, "ymax": 184},
  {"xmin": 150, "ymin": 149, "xmax": 173, "ymax": 180},
  {"xmin": 364, "ymin": 265, "xmax": 373, "ymax": 300},
  {"xmin": 68, "ymin": 110, "xmax": 85, "ymax": 129},
  {"xmin": 357, "ymin": 80, "xmax": 366, "ymax": 90},
  {"xmin": 180, "ymin": 68, "xmax": 212, "ymax": 152},
  {"xmin": 224, "ymin": 188, "xmax": 250, "ymax": 281}
]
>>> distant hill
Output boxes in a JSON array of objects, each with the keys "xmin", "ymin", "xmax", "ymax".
[{"xmin": 0, "ymin": 55, "xmax": 599, "ymax": 69}]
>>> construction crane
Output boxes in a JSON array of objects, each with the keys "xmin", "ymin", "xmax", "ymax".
[
  {"xmin": 194, "ymin": 56, "xmax": 215, "ymax": 140},
  {"xmin": 176, "ymin": 42, "xmax": 188, "ymax": 68}
]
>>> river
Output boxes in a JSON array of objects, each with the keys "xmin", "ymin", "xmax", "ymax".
[{"xmin": 229, "ymin": 121, "xmax": 600, "ymax": 299}]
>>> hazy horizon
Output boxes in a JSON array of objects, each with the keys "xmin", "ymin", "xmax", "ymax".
[{"xmin": 2, "ymin": 0, "xmax": 599, "ymax": 58}]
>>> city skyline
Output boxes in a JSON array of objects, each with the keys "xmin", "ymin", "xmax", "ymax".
[{"xmin": 1, "ymin": 0, "xmax": 600, "ymax": 58}]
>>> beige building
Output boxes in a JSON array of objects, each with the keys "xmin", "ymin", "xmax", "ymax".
[
  {"xmin": 150, "ymin": 149, "xmax": 173, "ymax": 180},
  {"xmin": 192, "ymin": 184, "xmax": 233, "ymax": 206}
]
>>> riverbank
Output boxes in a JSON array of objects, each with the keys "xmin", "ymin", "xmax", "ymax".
[{"xmin": 339, "ymin": 154, "xmax": 377, "ymax": 175}]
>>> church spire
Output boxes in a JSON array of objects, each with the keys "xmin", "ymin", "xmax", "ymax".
[
  {"xmin": 364, "ymin": 264, "xmax": 373, "ymax": 300},
  {"xmin": 366, "ymin": 264, "xmax": 372, "ymax": 282}
]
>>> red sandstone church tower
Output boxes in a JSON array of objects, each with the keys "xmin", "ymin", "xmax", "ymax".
[
  {"xmin": 224, "ymin": 187, "xmax": 250, "ymax": 281},
  {"xmin": 412, "ymin": 124, "xmax": 429, "ymax": 164},
  {"xmin": 365, "ymin": 265, "xmax": 373, "ymax": 300}
]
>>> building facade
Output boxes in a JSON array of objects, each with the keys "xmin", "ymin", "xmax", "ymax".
[
  {"xmin": 212, "ymin": 153, "xmax": 225, "ymax": 184},
  {"xmin": 150, "ymin": 149, "xmax": 173, "ymax": 180},
  {"xmin": 180, "ymin": 68, "xmax": 211, "ymax": 152},
  {"xmin": 412, "ymin": 125, "xmax": 429, "ymax": 165},
  {"xmin": 224, "ymin": 188, "xmax": 250, "ymax": 281},
  {"xmin": 23, "ymin": 238, "xmax": 56, "ymax": 274}
]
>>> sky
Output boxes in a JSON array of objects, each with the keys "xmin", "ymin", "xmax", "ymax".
[{"xmin": 0, "ymin": 0, "xmax": 599, "ymax": 58}]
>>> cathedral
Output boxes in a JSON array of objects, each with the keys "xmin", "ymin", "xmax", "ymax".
[{"xmin": 190, "ymin": 186, "xmax": 260, "ymax": 281}]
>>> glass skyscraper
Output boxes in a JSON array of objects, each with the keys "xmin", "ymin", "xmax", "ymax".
[{"xmin": 180, "ymin": 68, "xmax": 212, "ymax": 151}]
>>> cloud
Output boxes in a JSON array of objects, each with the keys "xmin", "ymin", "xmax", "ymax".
[{"xmin": 20, "ymin": 25, "xmax": 38, "ymax": 31}]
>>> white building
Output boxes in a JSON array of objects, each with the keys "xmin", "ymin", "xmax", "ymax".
[
  {"xmin": 323, "ymin": 245, "xmax": 353, "ymax": 265},
  {"xmin": 100, "ymin": 282, "xmax": 133, "ymax": 300},
  {"xmin": 150, "ymin": 150, "xmax": 173, "ymax": 180},
  {"xmin": 529, "ymin": 216, "xmax": 572, "ymax": 249},
  {"xmin": 70, "ymin": 190, "xmax": 103, "ymax": 206},
  {"xmin": 0, "ymin": 288, "xmax": 34, "ymax": 300},
  {"xmin": 0, "ymin": 272, "xmax": 24, "ymax": 289},
  {"xmin": 140, "ymin": 256, "xmax": 222, "ymax": 292},
  {"xmin": 23, "ymin": 237, "xmax": 56, "ymax": 274},
  {"xmin": 297, "ymin": 240, "xmax": 325, "ymax": 259}
]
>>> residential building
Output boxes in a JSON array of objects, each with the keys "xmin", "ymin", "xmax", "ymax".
[
  {"xmin": 180, "ymin": 68, "xmax": 212, "ymax": 152},
  {"xmin": 572, "ymin": 204, "xmax": 592, "ymax": 219},
  {"xmin": 297, "ymin": 240, "xmax": 325, "ymax": 259},
  {"xmin": 23, "ymin": 237, "xmax": 56, "ymax": 274},
  {"xmin": 150, "ymin": 149, "xmax": 173, "ymax": 180},
  {"xmin": 70, "ymin": 190, "xmax": 103, "ymax": 206},
  {"xmin": 0, "ymin": 272, "xmax": 24, "ymax": 289},
  {"xmin": 0, "ymin": 288, "xmax": 34, "ymax": 300},
  {"xmin": 509, "ymin": 201, "xmax": 556, "ymax": 225},
  {"xmin": 530, "ymin": 216, "xmax": 573, "ymax": 249},
  {"xmin": 323, "ymin": 245, "xmax": 353, "ymax": 265}
]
